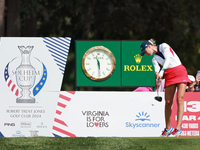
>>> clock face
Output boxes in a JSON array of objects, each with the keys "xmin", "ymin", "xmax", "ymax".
[{"xmin": 82, "ymin": 46, "xmax": 116, "ymax": 81}]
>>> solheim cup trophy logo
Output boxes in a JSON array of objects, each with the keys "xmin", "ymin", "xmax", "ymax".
[
  {"xmin": 4, "ymin": 45, "xmax": 47, "ymax": 103},
  {"xmin": 16, "ymin": 46, "xmax": 36, "ymax": 103}
]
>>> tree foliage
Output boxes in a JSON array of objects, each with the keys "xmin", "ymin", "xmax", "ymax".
[{"xmin": 1, "ymin": 0, "xmax": 200, "ymax": 90}]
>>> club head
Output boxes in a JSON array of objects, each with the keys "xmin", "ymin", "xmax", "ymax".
[{"xmin": 154, "ymin": 96, "xmax": 162, "ymax": 102}]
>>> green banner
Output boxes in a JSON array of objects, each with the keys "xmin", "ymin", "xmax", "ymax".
[
  {"xmin": 122, "ymin": 41, "xmax": 155, "ymax": 86},
  {"xmin": 76, "ymin": 41, "xmax": 155, "ymax": 87}
]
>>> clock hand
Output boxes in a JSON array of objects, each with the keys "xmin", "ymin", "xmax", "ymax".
[
  {"xmin": 97, "ymin": 60, "xmax": 100, "ymax": 69},
  {"xmin": 96, "ymin": 56, "xmax": 101, "ymax": 77}
]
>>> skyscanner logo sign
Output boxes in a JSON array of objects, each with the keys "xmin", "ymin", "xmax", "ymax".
[
  {"xmin": 135, "ymin": 112, "xmax": 150, "ymax": 121},
  {"xmin": 125, "ymin": 111, "xmax": 160, "ymax": 129}
]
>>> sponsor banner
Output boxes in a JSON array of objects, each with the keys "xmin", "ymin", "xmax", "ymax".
[
  {"xmin": 121, "ymin": 41, "xmax": 155, "ymax": 86},
  {"xmin": 76, "ymin": 41, "xmax": 155, "ymax": 87},
  {"xmin": 171, "ymin": 92, "xmax": 200, "ymax": 136},
  {"xmin": 52, "ymin": 92, "xmax": 165, "ymax": 137},
  {"xmin": 0, "ymin": 37, "xmax": 71, "ymax": 137},
  {"xmin": 2, "ymin": 91, "xmax": 200, "ymax": 137}
]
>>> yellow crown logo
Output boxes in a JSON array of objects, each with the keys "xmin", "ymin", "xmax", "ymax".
[{"xmin": 134, "ymin": 54, "xmax": 142, "ymax": 64}]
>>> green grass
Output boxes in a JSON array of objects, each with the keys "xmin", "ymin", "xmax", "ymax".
[{"xmin": 0, "ymin": 137, "xmax": 200, "ymax": 150}]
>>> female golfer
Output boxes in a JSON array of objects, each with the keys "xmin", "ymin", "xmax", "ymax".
[{"xmin": 140, "ymin": 39, "xmax": 191, "ymax": 137}]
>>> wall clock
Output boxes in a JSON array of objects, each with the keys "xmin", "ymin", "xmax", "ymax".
[{"xmin": 82, "ymin": 46, "xmax": 116, "ymax": 81}]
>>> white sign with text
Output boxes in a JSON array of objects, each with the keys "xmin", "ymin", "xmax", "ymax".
[
  {"xmin": 52, "ymin": 91, "xmax": 165, "ymax": 137},
  {"xmin": 0, "ymin": 37, "xmax": 71, "ymax": 137}
]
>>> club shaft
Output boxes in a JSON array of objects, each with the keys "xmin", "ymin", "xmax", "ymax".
[{"xmin": 157, "ymin": 77, "xmax": 160, "ymax": 96}]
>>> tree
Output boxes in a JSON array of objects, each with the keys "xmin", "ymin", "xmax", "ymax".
[
  {"xmin": 0, "ymin": 0, "xmax": 5, "ymax": 36},
  {"xmin": 20, "ymin": 0, "xmax": 40, "ymax": 36},
  {"xmin": 2, "ymin": 0, "xmax": 200, "ymax": 90},
  {"xmin": 6, "ymin": 0, "xmax": 20, "ymax": 36}
]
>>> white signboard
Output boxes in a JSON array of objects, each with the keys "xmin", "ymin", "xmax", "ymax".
[
  {"xmin": 0, "ymin": 91, "xmax": 165, "ymax": 137},
  {"xmin": 0, "ymin": 37, "xmax": 71, "ymax": 137},
  {"xmin": 52, "ymin": 91, "xmax": 165, "ymax": 137}
]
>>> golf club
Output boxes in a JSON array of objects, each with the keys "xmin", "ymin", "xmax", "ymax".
[{"xmin": 154, "ymin": 77, "xmax": 162, "ymax": 102}]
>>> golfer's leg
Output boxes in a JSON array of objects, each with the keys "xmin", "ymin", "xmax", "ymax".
[
  {"xmin": 176, "ymin": 83, "xmax": 187, "ymax": 130},
  {"xmin": 165, "ymin": 84, "xmax": 176, "ymax": 129}
]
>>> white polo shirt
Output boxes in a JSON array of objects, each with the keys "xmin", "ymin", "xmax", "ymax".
[{"xmin": 152, "ymin": 43, "xmax": 182, "ymax": 77}]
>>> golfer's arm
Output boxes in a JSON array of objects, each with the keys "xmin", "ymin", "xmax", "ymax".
[
  {"xmin": 160, "ymin": 46, "xmax": 171, "ymax": 77},
  {"xmin": 152, "ymin": 57, "xmax": 160, "ymax": 74}
]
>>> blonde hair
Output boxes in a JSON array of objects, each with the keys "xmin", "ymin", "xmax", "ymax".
[{"xmin": 148, "ymin": 38, "xmax": 156, "ymax": 45}]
